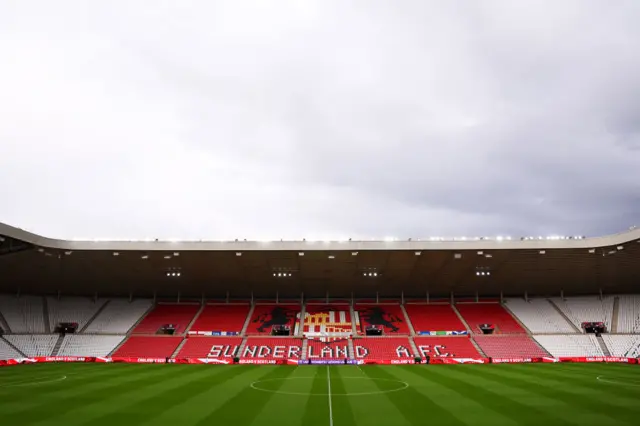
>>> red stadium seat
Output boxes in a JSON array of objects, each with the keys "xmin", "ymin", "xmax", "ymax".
[
  {"xmin": 455, "ymin": 303, "xmax": 526, "ymax": 334},
  {"xmin": 355, "ymin": 304, "xmax": 410, "ymax": 335},
  {"xmin": 353, "ymin": 337, "xmax": 415, "ymax": 359},
  {"xmin": 188, "ymin": 305, "xmax": 249, "ymax": 334},
  {"xmin": 132, "ymin": 304, "xmax": 200, "ymax": 335},
  {"xmin": 241, "ymin": 337, "xmax": 303, "ymax": 360},
  {"xmin": 113, "ymin": 336, "xmax": 182, "ymax": 358},
  {"xmin": 177, "ymin": 337, "xmax": 243, "ymax": 359},
  {"xmin": 306, "ymin": 339, "xmax": 350, "ymax": 359},
  {"xmin": 404, "ymin": 304, "xmax": 467, "ymax": 333},
  {"xmin": 246, "ymin": 305, "xmax": 300, "ymax": 335},
  {"xmin": 473, "ymin": 336, "xmax": 549, "ymax": 358},
  {"xmin": 413, "ymin": 337, "xmax": 481, "ymax": 358}
]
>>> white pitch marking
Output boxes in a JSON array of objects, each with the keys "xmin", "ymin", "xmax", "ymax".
[
  {"xmin": 327, "ymin": 366, "xmax": 334, "ymax": 426},
  {"xmin": 596, "ymin": 375, "xmax": 640, "ymax": 387},
  {"xmin": 0, "ymin": 375, "xmax": 67, "ymax": 388}
]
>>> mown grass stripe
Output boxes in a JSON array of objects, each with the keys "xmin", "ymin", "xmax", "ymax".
[
  {"xmin": 366, "ymin": 365, "xmax": 467, "ymax": 426},
  {"xmin": 467, "ymin": 365, "xmax": 640, "ymax": 425},
  {"xmin": 299, "ymin": 367, "xmax": 334, "ymax": 426},
  {"xmin": 412, "ymin": 365, "xmax": 574, "ymax": 426},
  {"xmin": 0, "ymin": 365, "xmax": 192, "ymax": 423},
  {"xmin": 328, "ymin": 367, "xmax": 358, "ymax": 426},
  {"xmin": 193, "ymin": 365, "xmax": 299, "ymax": 426}
]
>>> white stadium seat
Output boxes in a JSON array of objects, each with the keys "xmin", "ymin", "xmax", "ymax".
[
  {"xmin": 505, "ymin": 298, "xmax": 575, "ymax": 333},
  {"xmin": 602, "ymin": 335, "xmax": 640, "ymax": 358},
  {"xmin": 616, "ymin": 295, "xmax": 640, "ymax": 333},
  {"xmin": 0, "ymin": 295, "xmax": 46, "ymax": 333},
  {"xmin": 550, "ymin": 296, "xmax": 614, "ymax": 331},
  {"xmin": 47, "ymin": 297, "xmax": 108, "ymax": 332},
  {"xmin": 4, "ymin": 335, "xmax": 58, "ymax": 357},
  {"xmin": 57, "ymin": 335, "xmax": 125, "ymax": 357},
  {"xmin": 534, "ymin": 334, "xmax": 603, "ymax": 357},
  {"xmin": 85, "ymin": 298, "xmax": 152, "ymax": 334},
  {"xmin": 0, "ymin": 339, "xmax": 22, "ymax": 360}
]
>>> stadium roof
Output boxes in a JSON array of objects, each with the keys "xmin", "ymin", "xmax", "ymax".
[{"xmin": 1, "ymin": 222, "xmax": 639, "ymax": 299}]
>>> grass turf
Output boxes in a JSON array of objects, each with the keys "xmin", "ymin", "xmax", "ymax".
[{"xmin": 1, "ymin": 363, "xmax": 639, "ymax": 426}]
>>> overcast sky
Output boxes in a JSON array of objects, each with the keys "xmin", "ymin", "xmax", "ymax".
[{"xmin": 0, "ymin": 1, "xmax": 639, "ymax": 241}]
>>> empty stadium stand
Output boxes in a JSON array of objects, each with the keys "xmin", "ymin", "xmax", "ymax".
[
  {"xmin": 307, "ymin": 339, "xmax": 350, "ymax": 359},
  {"xmin": 188, "ymin": 305, "xmax": 249, "ymax": 334},
  {"xmin": 456, "ymin": 303, "xmax": 526, "ymax": 334},
  {"xmin": 112, "ymin": 336, "xmax": 183, "ymax": 358},
  {"xmin": 616, "ymin": 295, "xmax": 640, "ymax": 333},
  {"xmin": 246, "ymin": 305, "xmax": 299, "ymax": 335},
  {"xmin": 4, "ymin": 334, "xmax": 58, "ymax": 357},
  {"xmin": 47, "ymin": 297, "xmax": 107, "ymax": 332},
  {"xmin": 533, "ymin": 335, "xmax": 604, "ymax": 357},
  {"xmin": 355, "ymin": 304, "xmax": 410, "ymax": 334},
  {"xmin": 132, "ymin": 304, "xmax": 199, "ymax": 335},
  {"xmin": 413, "ymin": 336, "xmax": 481, "ymax": 358},
  {"xmin": 0, "ymin": 338, "xmax": 22, "ymax": 360},
  {"xmin": 85, "ymin": 299, "xmax": 152, "ymax": 334},
  {"xmin": 505, "ymin": 298, "xmax": 576, "ymax": 333},
  {"xmin": 0, "ymin": 295, "xmax": 46, "ymax": 333},
  {"xmin": 57, "ymin": 335, "xmax": 125, "ymax": 357},
  {"xmin": 474, "ymin": 335, "xmax": 549, "ymax": 358},
  {"xmin": 177, "ymin": 337, "xmax": 243, "ymax": 359},
  {"xmin": 241, "ymin": 337, "xmax": 303, "ymax": 359},
  {"xmin": 353, "ymin": 337, "xmax": 415, "ymax": 359},
  {"xmin": 404, "ymin": 304, "xmax": 467, "ymax": 333},
  {"xmin": 550, "ymin": 296, "xmax": 614, "ymax": 331},
  {"xmin": 601, "ymin": 334, "xmax": 640, "ymax": 358}
]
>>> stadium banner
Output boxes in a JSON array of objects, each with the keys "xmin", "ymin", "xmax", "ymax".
[
  {"xmin": 559, "ymin": 357, "xmax": 637, "ymax": 364},
  {"xmin": 36, "ymin": 356, "xmax": 94, "ymax": 363},
  {"xmin": 238, "ymin": 359, "xmax": 277, "ymax": 364},
  {"xmin": 430, "ymin": 357, "xmax": 489, "ymax": 364},
  {"xmin": 110, "ymin": 357, "xmax": 167, "ymax": 363},
  {"xmin": 418, "ymin": 331, "xmax": 468, "ymax": 336},
  {"xmin": 299, "ymin": 360, "xmax": 359, "ymax": 365},
  {"xmin": 491, "ymin": 358, "xmax": 536, "ymax": 364}
]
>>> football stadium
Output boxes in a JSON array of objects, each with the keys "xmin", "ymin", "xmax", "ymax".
[{"xmin": 1, "ymin": 222, "xmax": 639, "ymax": 426}]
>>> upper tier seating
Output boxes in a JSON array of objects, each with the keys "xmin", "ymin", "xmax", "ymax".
[
  {"xmin": 353, "ymin": 337, "xmax": 415, "ymax": 359},
  {"xmin": 112, "ymin": 336, "xmax": 182, "ymax": 358},
  {"xmin": 132, "ymin": 304, "xmax": 199, "ymax": 335},
  {"xmin": 4, "ymin": 334, "xmax": 58, "ymax": 357},
  {"xmin": 473, "ymin": 336, "xmax": 549, "ymax": 358},
  {"xmin": 413, "ymin": 337, "xmax": 481, "ymax": 358},
  {"xmin": 456, "ymin": 303, "xmax": 525, "ymax": 334},
  {"xmin": 188, "ymin": 305, "xmax": 249, "ymax": 334},
  {"xmin": 355, "ymin": 304, "xmax": 410, "ymax": 334},
  {"xmin": 177, "ymin": 337, "xmax": 243, "ymax": 359},
  {"xmin": 0, "ymin": 338, "xmax": 22, "ymax": 360},
  {"xmin": 307, "ymin": 339, "xmax": 350, "ymax": 359},
  {"xmin": 533, "ymin": 334, "xmax": 604, "ymax": 357},
  {"xmin": 47, "ymin": 297, "xmax": 107, "ymax": 332},
  {"xmin": 550, "ymin": 296, "xmax": 614, "ymax": 331},
  {"xmin": 246, "ymin": 305, "xmax": 300, "ymax": 335},
  {"xmin": 0, "ymin": 295, "xmax": 46, "ymax": 333},
  {"xmin": 601, "ymin": 335, "xmax": 640, "ymax": 358},
  {"xmin": 57, "ymin": 335, "xmax": 125, "ymax": 357},
  {"xmin": 85, "ymin": 299, "xmax": 152, "ymax": 334},
  {"xmin": 504, "ymin": 298, "xmax": 575, "ymax": 333},
  {"xmin": 241, "ymin": 337, "xmax": 303, "ymax": 359},
  {"xmin": 616, "ymin": 295, "xmax": 640, "ymax": 333},
  {"xmin": 404, "ymin": 304, "xmax": 467, "ymax": 333}
]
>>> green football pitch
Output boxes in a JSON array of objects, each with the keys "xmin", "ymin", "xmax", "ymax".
[{"xmin": 1, "ymin": 363, "xmax": 639, "ymax": 426}]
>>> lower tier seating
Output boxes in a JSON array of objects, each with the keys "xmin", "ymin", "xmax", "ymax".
[
  {"xmin": 404, "ymin": 304, "xmax": 467, "ymax": 333},
  {"xmin": 188, "ymin": 305, "xmax": 249, "ymax": 334},
  {"xmin": 353, "ymin": 337, "xmax": 414, "ymax": 359},
  {"xmin": 57, "ymin": 335, "xmax": 125, "ymax": 357},
  {"xmin": 0, "ymin": 338, "xmax": 22, "ymax": 360},
  {"xmin": 533, "ymin": 334, "xmax": 604, "ymax": 357},
  {"xmin": 112, "ymin": 336, "xmax": 182, "ymax": 358},
  {"xmin": 307, "ymin": 339, "xmax": 350, "ymax": 359},
  {"xmin": 355, "ymin": 304, "xmax": 410, "ymax": 334},
  {"xmin": 504, "ymin": 298, "xmax": 576, "ymax": 333},
  {"xmin": 456, "ymin": 303, "xmax": 526, "ymax": 334},
  {"xmin": 413, "ymin": 337, "xmax": 481, "ymax": 358},
  {"xmin": 132, "ymin": 304, "xmax": 199, "ymax": 335},
  {"xmin": 177, "ymin": 337, "xmax": 243, "ymax": 359},
  {"xmin": 85, "ymin": 299, "xmax": 152, "ymax": 334},
  {"xmin": 601, "ymin": 335, "xmax": 640, "ymax": 358},
  {"xmin": 473, "ymin": 336, "xmax": 549, "ymax": 358},
  {"xmin": 4, "ymin": 334, "xmax": 58, "ymax": 357},
  {"xmin": 241, "ymin": 337, "xmax": 303, "ymax": 359}
]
